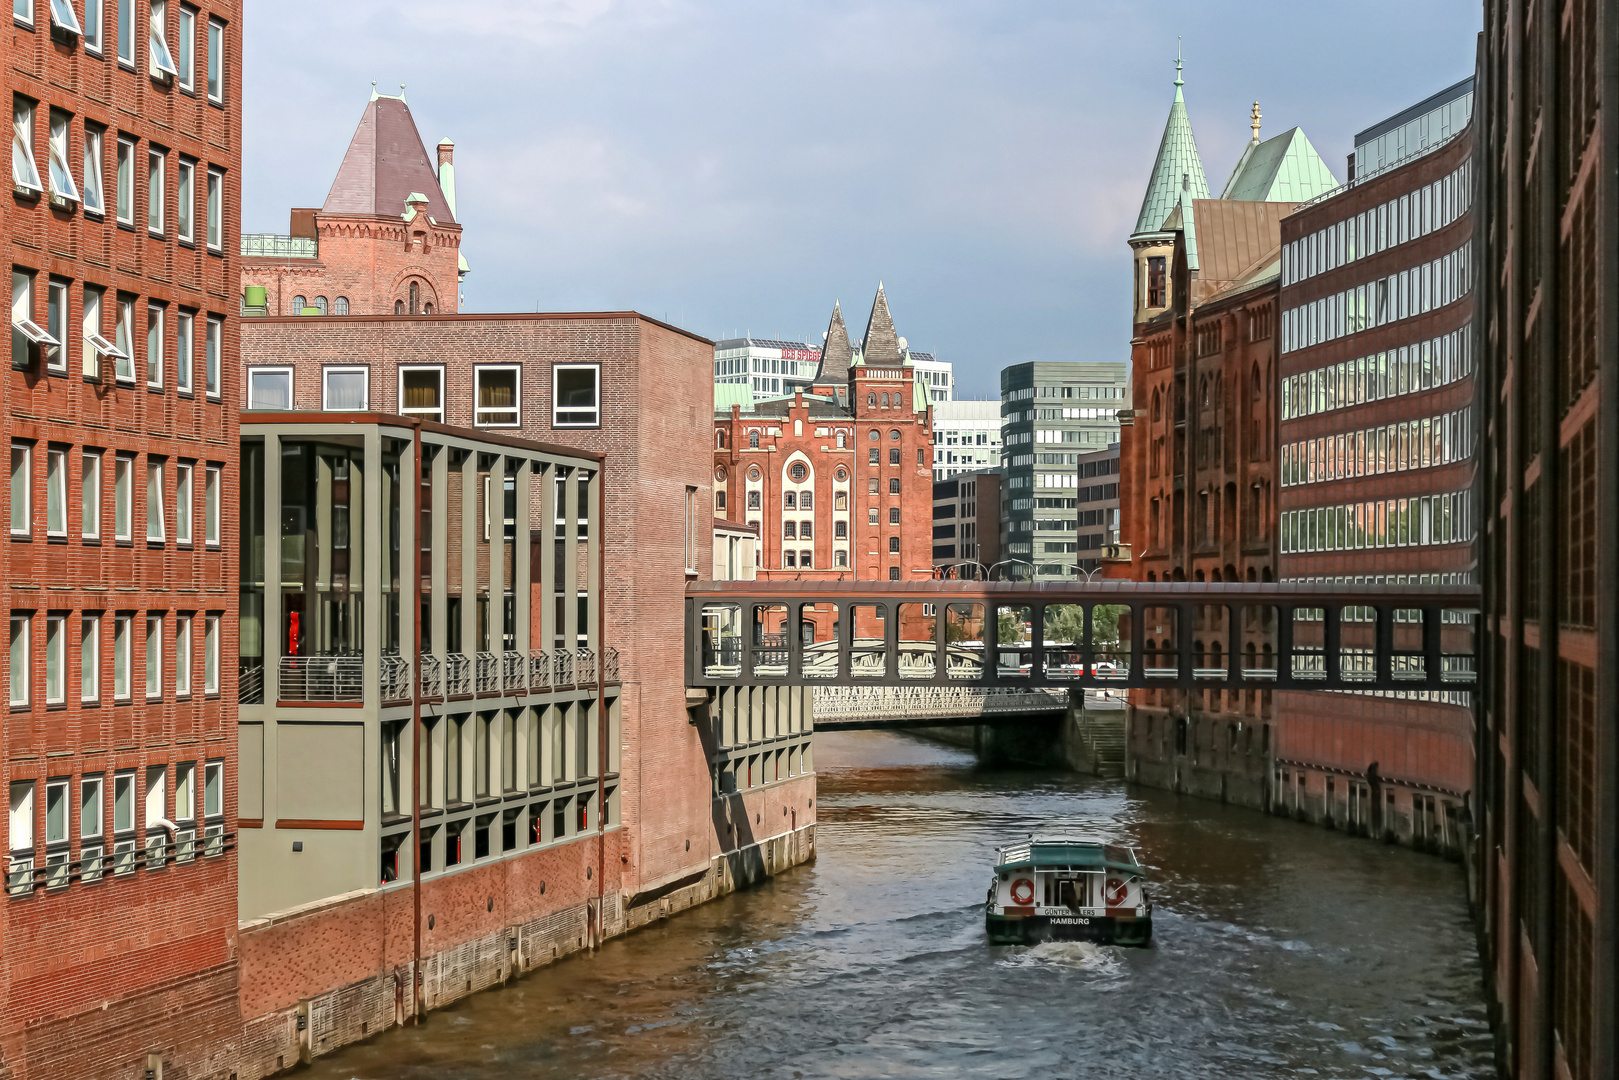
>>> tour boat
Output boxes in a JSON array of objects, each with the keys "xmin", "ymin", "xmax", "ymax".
[{"xmin": 984, "ymin": 837, "xmax": 1152, "ymax": 946}]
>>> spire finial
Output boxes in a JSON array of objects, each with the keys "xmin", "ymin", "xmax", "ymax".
[
  {"xmin": 1250, "ymin": 101, "xmax": 1262, "ymax": 142},
  {"xmin": 1173, "ymin": 38, "xmax": 1185, "ymax": 102},
  {"xmin": 370, "ymin": 79, "xmax": 378, "ymax": 101},
  {"xmin": 399, "ymin": 82, "xmax": 407, "ymax": 102}
]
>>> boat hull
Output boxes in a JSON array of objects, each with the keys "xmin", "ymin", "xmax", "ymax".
[{"xmin": 985, "ymin": 910, "xmax": 1152, "ymax": 947}]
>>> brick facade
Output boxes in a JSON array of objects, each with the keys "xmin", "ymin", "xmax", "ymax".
[{"xmin": 2, "ymin": 4, "xmax": 244, "ymax": 1078}]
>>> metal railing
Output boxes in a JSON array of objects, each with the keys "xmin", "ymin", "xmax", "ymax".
[
  {"xmin": 381, "ymin": 653, "xmax": 412, "ymax": 702},
  {"xmin": 5, "ymin": 829, "xmax": 233, "ymax": 897},
  {"xmin": 604, "ymin": 647, "xmax": 620, "ymax": 684},
  {"xmin": 529, "ymin": 650, "xmax": 551, "ymax": 691},
  {"xmin": 445, "ymin": 653, "xmax": 472, "ymax": 697},
  {"xmin": 475, "ymin": 652, "xmax": 501, "ymax": 694},
  {"xmin": 576, "ymin": 648, "xmax": 597, "ymax": 685},
  {"xmin": 552, "ymin": 650, "xmax": 574, "ymax": 688},
  {"xmin": 278, "ymin": 655, "xmax": 363, "ymax": 702},
  {"xmin": 419, "ymin": 653, "xmax": 443, "ymax": 699},
  {"xmin": 239, "ymin": 663, "xmax": 264, "ymax": 705},
  {"xmin": 503, "ymin": 651, "xmax": 528, "ymax": 694},
  {"xmin": 240, "ymin": 233, "xmax": 318, "ymax": 259},
  {"xmin": 812, "ymin": 685, "xmax": 1072, "ymax": 724}
]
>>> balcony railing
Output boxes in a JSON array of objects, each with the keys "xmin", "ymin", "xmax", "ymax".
[
  {"xmin": 240, "ymin": 233, "xmax": 317, "ymax": 259},
  {"xmin": 445, "ymin": 653, "xmax": 472, "ymax": 697},
  {"xmin": 381, "ymin": 653, "xmax": 411, "ymax": 703},
  {"xmin": 502, "ymin": 651, "xmax": 528, "ymax": 694},
  {"xmin": 529, "ymin": 650, "xmax": 551, "ymax": 691},
  {"xmin": 552, "ymin": 650, "xmax": 574, "ymax": 688},
  {"xmin": 604, "ymin": 647, "xmax": 620, "ymax": 684},
  {"xmin": 419, "ymin": 653, "xmax": 443, "ymax": 699},
  {"xmin": 239, "ymin": 663, "xmax": 264, "ymax": 705},
  {"xmin": 278, "ymin": 655, "xmax": 363, "ymax": 702},
  {"xmin": 576, "ymin": 648, "xmax": 597, "ymax": 685},
  {"xmin": 475, "ymin": 652, "xmax": 501, "ymax": 694},
  {"xmin": 5, "ymin": 828, "xmax": 232, "ymax": 896}
]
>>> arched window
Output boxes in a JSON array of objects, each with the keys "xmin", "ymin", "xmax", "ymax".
[
  {"xmin": 784, "ymin": 492, "xmax": 796, "ymax": 510},
  {"xmin": 424, "ymin": 302, "xmax": 434, "ymax": 314},
  {"xmin": 867, "ymin": 393, "xmax": 876, "ymax": 407},
  {"xmin": 716, "ymin": 431, "xmax": 727, "ymax": 449},
  {"xmin": 1151, "ymin": 388, "xmax": 1161, "ymax": 422},
  {"xmin": 748, "ymin": 430, "xmax": 760, "ymax": 449},
  {"xmin": 868, "ymin": 429, "xmax": 879, "ymax": 441},
  {"xmin": 313, "ymin": 296, "xmax": 328, "ymax": 315},
  {"xmin": 333, "ymin": 296, "xmax": 349, "ymax": 315},
  {"xmin": 889, "ymin": 429, "xmax": 900, "ymax": 441},
  {"xmin": 292, "ymin": 295, "xmax": 306, "ymax": 312},
  {"xmin": 835, "ymin": 431, "xmax": 846, "ymax": 448},
  {"xmin": 395, "ymin": 300, "xmax": 404, "ymax": 315},
  {"xmin": 881, "ymin": 393, "xmax": 890, "ymax": 407},
  {"xmin": 789, "ymin": 462, "xmax": 807, "ymax": 482},
  {"xmin": 409, "ymin": 280, "xmax": 421, "ymax": 314}
]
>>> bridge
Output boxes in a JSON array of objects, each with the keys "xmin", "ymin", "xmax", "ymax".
[{"xmin": 685, "ymin": 580, "xmax": 1479, "ymax": 694}]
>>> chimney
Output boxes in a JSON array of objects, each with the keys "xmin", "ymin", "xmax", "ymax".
[{"xmin": 437, "ymin": 139, "xmax": 454, "ymax": 169}]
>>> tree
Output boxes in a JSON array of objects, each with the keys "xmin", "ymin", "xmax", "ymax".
[{"xmin": 997, "ymin": 611, "xmax": 1026, "ymax": 644}]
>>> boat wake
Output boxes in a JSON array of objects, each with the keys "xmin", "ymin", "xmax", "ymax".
[{"xmin": 997, "ymin": 940, "xmax": 1127, "ymax": 977}]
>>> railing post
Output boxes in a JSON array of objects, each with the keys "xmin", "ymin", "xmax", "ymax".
[
  {"xmin": 1029, "ymin": 603, "xmax": 1046, "ymax": 686},
  {"xmin": 1225, "ymin": 601, "xmax": 1242, "ymax": 688},
  {"xmin": 1081, "ymin": 603, "xmax": 1096, "ymax": 690},
  {"xmin": 883, "ymin": 602, "xmax": 898, "ymax": 685},
  {"xmin": 933, "ymin": 599, "xmax": 947, "ymax": 685},
  {"xmin": 836, "ymin": 602, "xmax": 852, "ymax": 682},
  {"xmin": 1177, "ymin": 601, "xmax": 1194, "ymax": 688},
  {"xmin": 1129, "ymin": 603, "xmax": 1145, "ymax": 687},
  {"xmin": 1276, "ymin": 604, "xmax": 1295, "ymax": 689},
  {"xmin": 1421, "ymin": 604, "xmax": 1442, "ymax": 689},
  {"xmin": 788, "ymin": 601, "xmax": 803, "ymax": 683},
  {"xmin": 1324, "ymin": 604, "xmax": 1342, "ymax": 687},
  {"xmin": 986, "ymin": 599, "xmax": 1000, "ymax": 686},
  {"xmin": 742, "ymin": 603, "xmax": 756, "ymax": 682}
]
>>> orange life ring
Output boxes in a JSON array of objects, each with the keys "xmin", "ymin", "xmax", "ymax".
[
  {"xmin": 1105, "ymin": 877, "xmax": 1128, "ymax": 906},
  {"xmin": 1010, "ymin": 878, "xmax": 1034, "ymax": 906}
]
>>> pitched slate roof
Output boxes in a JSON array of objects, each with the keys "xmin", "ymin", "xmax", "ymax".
[
  {"xmin": 860, "ymin": 284, "xmax": 904, "ymax": 367},
  {"xmin": 818, "ymin": 301, "xmax": 853, "ymax": 382},
  {"xmin": 324, "ymin": 95, "xmax": 457, "ymax": 223},
  {"xmin": 1219, "ymin": 126, "xmax": 1339, "ymax": 203},
  {"xmin": 1132, "ymin": 59, "xmax": 1210, "ymax": 239}
]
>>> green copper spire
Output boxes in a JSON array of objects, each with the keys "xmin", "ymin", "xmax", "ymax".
[{"xmin": 1132, "ymin": 45, "xmax": 1210, "ymax": 239}]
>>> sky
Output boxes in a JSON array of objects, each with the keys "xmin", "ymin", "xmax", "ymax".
[{"xmin": 243, "ymin": 0, "xmax": 1482, "ymax": 400}]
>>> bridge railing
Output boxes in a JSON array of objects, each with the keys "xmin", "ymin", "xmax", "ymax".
[{"xmin": 685, "ymin": 580, "xmax": 1480, "ymax": 692}]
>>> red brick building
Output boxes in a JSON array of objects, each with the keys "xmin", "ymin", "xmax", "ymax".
[
  {"xmin": 712, "ymin": 287, "xmax": 935, "ymax": 586},
  {"xmin": 1274, "ymin": 96, "xmax": 1476, "ymax": 853},
  {"xmin": 2, "ymin": 4, "xmax": 244, "ymax": 1078},
  {"xmin": 240, "ymin": 91, "xmax": 463, "ymax": 317},
  {"xmin": 1120, "ymin": 198, "xmax": 1283, "ymax": 808}
]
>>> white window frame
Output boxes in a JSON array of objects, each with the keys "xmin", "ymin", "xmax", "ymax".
[
  {"xmin": 551, "ymin": 362, "xmax": 600, "ymax": 428},
  {"xmin": 205, "ymin": 16, "xmax": 222, "ymax": 103},
  {"xmin": 13, "ymin": 269, "xmax": 58, "ymax": 368},
  {"xmin": 174, "ymin": 614, "xmax": 190, "ymax": 696},
  {"xmin": 80, "ymin": 613, "xmax": 99, "ymax": 702},
  {"xmin": 12, "ymin": 96, "xmax": 42, "ymax": 194},
  {"xmin": 397, "ymin": 365, "xmax": 443, "ymax": 422},
  {"xmin": 44, "ymin": 445, "xmax": 65, "ymax": 536},
  {"xmin": 113, "ymin": 454, "xmax": 132, "ymax": 541},
  {"xmin": 247, "ymin": 365, "xmax": 291, "ymax": 411},
  {"xmin": 175, "ymin": 156, "xmax": 193, "ymax": 243},
  {"xmin": 45, "ymin": 278, "xmax": 67, "ymax": 373},
  {"xmin": 9, "ymin": 779, "xmax": 34, "ymax": 855},
  {"xmin": 9, "ymin": 614, "xmax": 29, "ymax": 706},
  {"xmin": 81, "ymin": 450, "xmax": 101, "ymax": 540},
  {"xmin": 145, "ymin": 458, "xmax": 164, "ymax": 542},
  {"xmin": 83, "ymin": 0, "xmax": 102, "ymax": 53},
  {"xmin": 11, "ymin": 441, "xmax": 31, "ymax": 536},
  {"xmin": 43, "ymin": 613, "xmax": 63, "ymax": 705},
  {"xmin": 148, "ymin": 0, "xmax": 176, "ymax": 80},
  {"xmin": 204, "ymin": 315, "xmax": 220, "ymax": 397},
  {"xmin": 173, "ymin": 460, "xmax": 191, "ymax": 544},
  {"xmin": 116, "ymin": 0, "xmax": 134, "ymax": 65},
  {"xmin": 112, "ymin": 614, "xmax": 130, "ymax": 700},
  {"xmin": 322, "ymin": 365, "xmax": 368, "ymax": 411},
  {"xmin": 174, "ymin": 309, "xmax": 192, "ymax": 393},
  {"xmin": 144, "ymin": 614, "xmax": 161, "ymax": 699},
  {"xmin": 81, "ymin": 774, "xmax": 103, "ymax": 839},
  {"xmin": 46, "ymin": 107, "xmax": 79, "ymax": 205},
  {"xmin": 146, "ymin": 147, "xmax": 164, "ymax": 235},
  {"xmin": 115, "ymin": 137, "xmax": 133, "ymax": 225},
  {"xmin": 175, "ymin": 3, "xmax": 194, "ymax": 91},
  {"xmin": 81, "ymin": 123, "xmax": 104, "ymax": 214},
  {"xmin": 113, "ymin": 295, "xmax": 135, "ymax": 382},
  {"xmin": 203, "ymin": 759, "xmax": 222, "ymax": 817},
  {"xmin": 202, "ymin": 614, "xmax": 217, "ymax": 694},
  {"xmin": 143, "ymin": 764, "xmax": 165, "ymax": 829},
  {"xmin": 203, "ymin": 464, "xmax": 218, "ymax": 546},
  {"xmin": 204, "ymin": 167, "xmax": 221, "ymax": 250},
  {"xmin": 473, "ymin": 364, "xmax": 520, "ymax": 428},
  {"xmin": 174, "ymin": 760, "xmax": 194, "ymax": 822}
]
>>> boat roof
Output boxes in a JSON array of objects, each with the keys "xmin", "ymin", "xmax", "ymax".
[{"xmin": 994, "ymin": 837, "xmax": 1142, "ymax": 874}]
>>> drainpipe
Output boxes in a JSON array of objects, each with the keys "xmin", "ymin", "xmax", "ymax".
[
  {"xmin": 411, "ymin": 421, "xmax": 423, "ymax": 1021},
  {"xmin": 595, "ymin": 455, "xmax": 607, "ymax": 948}
]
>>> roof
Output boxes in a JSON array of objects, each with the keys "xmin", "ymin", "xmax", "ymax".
[
  {"xmin": 859, "ymin": 284, "xmax": 904, "ymax": 367},
  {"xmin": 715, "ymin": 383, "xmax": 756, "ymax": 413},
  {"xmin": 1218, "ymin": 126, "xmax": 1339, "ymax": 203},
  {"xmin": 713, "ymin": 517, "xmax": 758, "ymax": 535},
  {"xmin": 324, "ymin": 95, "xmax": 458, "ymax": 223},
  {"xmin": 993, "ymin": 838, "xmax": 1142, "ymax": 874},
  {"xmin": 1355, "ymin": 76, "xmax": 1475, "ymax": 146},
  {"xmin": 714, "ymin": 337, "xmax": 821, "ymax": 354},
  {"xmin": 1132, "ymin": 58, "xmax": 1210, "ymax": 238},
  {"xmin": 818, "ymin": 301, "xmax": 853, "ymax": 383},
  {"xmin": 1186, "ymin": 198, "xmax": 1294, "ymax": 287}
]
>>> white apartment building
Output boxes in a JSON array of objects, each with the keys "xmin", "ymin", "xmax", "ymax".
[{"xmin": 932, "ymin": 399, "xmax": 1003, "ymax": 479}]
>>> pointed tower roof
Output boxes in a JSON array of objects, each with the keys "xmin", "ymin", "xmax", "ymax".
[
  {"xmin": 1132, "ymin": 48, "xmax": 1210, "ymax": 239},
  {"xmin": 860, "ymin": 283, "xmax": 904, "ymax": 367},
  {"xmin": 323, "ymin": 93, "xmax": 457, "ymax": 223},
  {"xmin": 1220, "ymin": 126, "xmax": 1340, "ymax": 203},
  {"xmin": 818, "ymin": 301, "xmax": 853, "ymax": 383}
]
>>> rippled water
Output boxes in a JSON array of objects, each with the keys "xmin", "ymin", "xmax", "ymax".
[{"xmin": 303, "ymin": 731, "xmax": 1496, "ymax": 1079}]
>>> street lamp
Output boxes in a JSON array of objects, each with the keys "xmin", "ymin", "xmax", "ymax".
[{"xmin": 988, "ymin": 558, "xmax": 1033, "ymax": 582}]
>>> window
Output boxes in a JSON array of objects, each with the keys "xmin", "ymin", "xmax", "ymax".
[
  {"xmin": 45, "ymin": 447, "xmax": 65, "ymax": 536},
  {"xmin": 145, "ymin": 459, "xmax": 164, "ymax": 541},
  {"xmin": 888, "ymin": 566, "xmax": 900, "ymax": 580},
  {"xmin": 112, "ymin": 770, "xmax": 133, "ymax": 835},
  {"xmin": 799, "ymin": 521, "xmax": 812, "ymax": 540},
  {"xmin": 323, "ymin": 366, "xmax": 368, "ymax": 410},
  {"xmin": 205, "ymin": 17, "xmax": 222, "ymax": 102},
  {"xmin": 43, "ymin": 614, "xmax": 63, "ymax": 704},
  {"xmin": 174, "ymin": 310, "xmax": 192, "ymax": 393},
  {"xmin": 552, "ymin": 363, "xmax": 599, "ymax": 427},
  {"xmin": 173, "ymin": 462, "xmax": 191, "ymax": 544},
  {"xmin": 204, "ymin": 168, "xmax": 221, "ymax": 250},
  {"xmin": 12, "ymin": 98, "xmax": 41, "ymax": 195},
  {"xmin": 203, "ymin": 465, "xmax": 218, "ymax": 545},
  {"xmin": 81, "ymin": 451, "xmax": 100, "ymax": 539},
  {"xmin": 246, "ymin": 367, "xmax": 291, "ymax": 410},
  {"xmin": 203, "ymin": 315, "xmax": 219, "ymax": 396},
  {"xmin": 203, "ymin": 760, "xmax": 221, "ymax": 817},
  {"xmin": 83, "ymin": 0, "xmax": 101, "ymax": 49},
  {"xmin": 868, "ymin": 508, "xmax": 878, "ymax": 525},
  {"xmin": 143, "ymin": 765, "xmax": 164, "ymax": 829},
  {"xmin": 783, "ymin": 521, "xmax": 796, "ymax": 539},
  {"xmin": 683, "ymin": 486, "xmax": 698, "ymax": 572},
  {"xmin": 834, "ymin": 550, "xmax": 847, "ymax": 567},
  {"xmin": 333, "ymin": 296, "xmax": 348, "ymax": 315},
  {"xmin": 175, "ymin": 4, "xmax": 193, "ymax": 90},
  {"xmin": 13, "ymin": 270, "xmax": 56, "ymax": 370},
  {"xmin": 203, "ymin": 614, "xmax": 217, "ymax": 693},
  {"xmin": 45, "ymin": 279, "xmax": 66, "ymax": 373},
  {"xmin": 311, "ymin": 295, "xmax": 327, "ymax": 316},
  {"xmin": 10, "ymin": 443, "xmax": 30, "ymax": 536},
  {"xmin": 888, "ymin": 448, "xmax": 900, "ymax": 465},
  {"xmin": 145, "ymin": 615, "xmax": 161, "ymax": 698},
  {"xmin": 11, "ymin": 0, "xmax": 30, "ymax": 26},
  {"xmin": 148, "ymin": 0, "xmax": 176, "ymax": 79},
  {"xmin": 115, "ymin": 137, "xmax": 133, "ymax": 223},
  {"xmin": 116, "ymin": 0, "xmax": 133, "ymax": 63},
  {"xmin": 175, "ymin": 157, "xmax": 193, "ymax": 242},
  {"xmin": 80, "ymin": 614, "xmax": 99, "ymax": 701},
  {"xmin": 475, "ymin": 365, "xmax": 519, "ymax": 427},
  {"xmin": 81, "ymin": 775, "xmax": 103, "ymax": 839},
  {"xmin": 173, "ymin": 761, "xmax": 193, "ymax": 822},
  {"xmin": 47, "ymin": 109, "xmax": 79, "ymax": 204},
  {"xmin": 112, "ymin": 615, "xmax": 130, "ymax": 698},
  {"xmin": 145, "ymin": 303, "xmax": 163, "ymax": 387},
  {"xmin": 888, "ymin": 478, "xmax": 900, "ymax": 495},
  {"xmin": 868, "ymin": 448, "xmax": 879, "ymax": 465},
  {"xmin": 81, "ymin": 124, "xmax": 104, "ymax": 214},
  {"xmin": 888, "ymin": 536, "xmax": 900, "ymax": 553},
  {"xmin": 9, "ymin": 781, "xmax": 33, "ymax": 866},
  {"xmin": 888, "ymin": 507, "xmax": 900, "ymax": 525},
  {"xmin": 113, "ymin": 455, "xmax": 131, "ymax": 540},
  {"xmin": 113, "ymin": 295, "xmax": 134, "ymax": 382},
  {"xmin": 834, "ymin": 520, "xmax": 846, "ymax": 539},
  {"xmin": 9, "ymin": 614, "xmax": 28, "ymax": 706},
  {"xmin": 146, "ymin": 148, "xmax": 164, "ymax": 233},
  {"xmin": 175, "ymin": 615, "xmax": 190, "ymax": 696},
  {"xmin": 399, "ymin": 367, "xmax": 442, "ymax": 420},
  {"xmin": 800, "ymin": 550, "xmax": 812, "ymax": 568}
]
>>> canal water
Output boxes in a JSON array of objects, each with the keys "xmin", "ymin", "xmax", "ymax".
[{"xmin": 303, "ymin": 731, "xmax": 1496, "ymax": 1079}]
